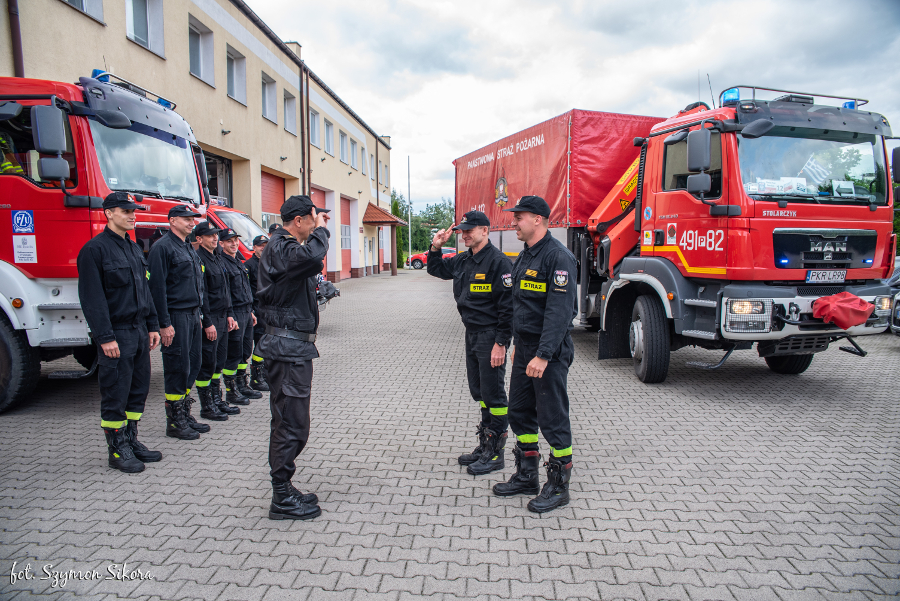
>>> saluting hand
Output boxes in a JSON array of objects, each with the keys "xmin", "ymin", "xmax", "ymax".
[
  {"xmin": 100, "ymin": 340, "xmax": 120, "ymax": 359},
  {"xmin": 227, "ymin": 317, "xmax": 239, "ymax": 332},
  {"xmin": 313, "ymin": 208, "xmax": 327, "ymax": 229},
  {"xmin": 160, "ymin": 326, "xmax": 175, "ymax": 347},
  {"xmin": 204, "ymin": 325, "xmax": 217, "ymax": 341},
  {"xmin": 490, "ymin": 343, "xmax": 506, "ymax": 368},
  {"xmin": 431, "ymin": 226, "xmax": 454, "ymax": 250},
  {"xmin": 526, "ymin": 356, "xmax": 548, "ymax": 379},
  {"xmin": 149, "ymin": 331, "xmax": 161, "ymax": 351}
]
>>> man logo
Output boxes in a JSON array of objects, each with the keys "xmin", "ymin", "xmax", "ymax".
[
  {"xmin": 502, "ymin": 273, "xmax": 512, "ymax": 288},
  {"xmin": 554, "ymin": 270, "xmax": 568, "ymax": 286},
  {"xmin": 495, "ymin": 177, "xmax": 508, "ymax": 207}
]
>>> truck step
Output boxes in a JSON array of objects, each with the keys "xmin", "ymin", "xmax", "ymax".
[
  {"xmin": 36, "ymin": 303, "xmax": 82, "ymax": 310},
  {"xmin": 39, "ymin": 337, "xmax": 90, "ymax": 347},
  {"xmin": 682, "ymin": 329, "xmax": 718, "ymax": 340},
  {"xmin": 684, "ymin": 299, "xmax": 717, "ymax": 308}
]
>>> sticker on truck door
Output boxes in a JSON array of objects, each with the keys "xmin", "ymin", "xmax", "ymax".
[
  {"xmin": 12, "ymin": 210, "xmax": 33, "ymax": 233},
  {"xmin": 13, "ymin": 235, "xmax": 37, "ymax": 263}
]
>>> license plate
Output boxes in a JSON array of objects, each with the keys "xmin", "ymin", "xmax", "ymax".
[{"xmin": 806, "ymin": 269, "xmax": 846, "ymax": 283}]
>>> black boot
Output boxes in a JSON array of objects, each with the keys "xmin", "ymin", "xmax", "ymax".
[
  {"xmin": 224, "ymin": 375, "xmax": 250, "ymax": 406},
  {"xmin": 288, "ymin": 482, "xmax": 319, "ymax": 505},
  {"xmin": 183, "ymin": 394, "xmax": 210, "ymax": 432},
  {"xmin": 467, "ymin": 429, "xmax": 507, "ymax": 475},
  {"xmin": 165, "ymin": 400, "xmax": 200, "ymax": 440},
  {"xmin": 198, "ymin": 386, "xmax": 228, "ymax": 421},
  {"xmin": 527, "ymin": 456, "xmax": 572, "ymax": 514},
  {"xmin": 458, "ymin": 424, "xmax": 486, "ymax": 466},
  {"xmin": 236, "ymin": 368, "xmax": 263, "ymax": 399},
  {"xmin": 213, "ymin": 379, "xmax": 240, "ymax": 415},
  {"xmin": 124, "ymin": 420, "xmax": 162, "ymax": 463},
  {"xmin": 250, "ymin": 362, "xmax": 270, "ymax": 392},
  {"xmin": 103, "ymin": 427, "xmax": 145, "ymax": 473},
  {"xmin": 492, "ymin": 445, "xmax": 541, "ymax": 497},
  {"xmin": 269, "ymin": 481, "xmax": 321, "ymax": 520}
]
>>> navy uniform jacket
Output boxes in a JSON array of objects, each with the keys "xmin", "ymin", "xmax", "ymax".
[
  {"xmin": 244, "ymin": 254, "xmax": 261, "ymax": 314},
  {"xmin": 147, "ymin": 231, "xmax": 204, "ymax": 329},
  {"xmin": 222, "ymin": 252, "xmax": 254, "ymax": 312},
  {"xmin": 510, "ymin": 231, "xmax": 577, "ymax": 359},
  {"xmin": 77, "ymin": 226, "xmax": 159, "ymax": 344},
  {"xmin": 196, "ymin": 246, "xmax": 232, "ymax": 327},
  {"xmin": 426, "ymin": 240, "xmax": 513, "ymax": 347}
]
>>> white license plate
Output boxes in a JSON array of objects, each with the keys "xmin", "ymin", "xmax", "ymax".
[{"xmin": 806, "ymin": 270, "xmax": 846, "ymax": 283}]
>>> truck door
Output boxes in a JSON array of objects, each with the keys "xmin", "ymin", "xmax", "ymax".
[
  {"xmin": 0, "ymin": 102, "xmax": 90, "ymax": 278},
  {"xmin": 649, "ymin": 128, "xmax": 727, "ymax": 278}
]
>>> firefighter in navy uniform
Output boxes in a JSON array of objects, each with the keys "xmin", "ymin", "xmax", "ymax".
[
  {"xmin": 244, "ymin": 235, "xmax": 269, "ymax": 391},
  {"xmin": 220, "ymin": 228, "xmax": 261, "ymax": 403},
  {"xmin": 77, "ymin": 192, "xmax": 162, "ymax": 473},
  {"xmin": 257, "ymin": 195, "xmax": 329, "ymax": 521},
  {"xmin": 148, "ymin": 204, "xmax": 205, "ymax": 441},
  {"xmin": 492, "ymin": 196, "xmax": 577, "ymax": 514},
  {"xmin": 427, "ymin": 210, "xmax": 513, "ymax": 475},
  {"xmin": 193, "ymin": 221, "xmax": 241, "ymax": 421}
]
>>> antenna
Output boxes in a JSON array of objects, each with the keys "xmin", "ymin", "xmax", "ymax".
[
  {"xmin": 698, "ymin": 70, "xmax": 701, "ymax": 104},
  {"xmin": 707, "ymin": 73, "xmax": 715, "ymax": 108}
]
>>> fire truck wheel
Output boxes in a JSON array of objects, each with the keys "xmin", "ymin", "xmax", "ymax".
[
  {"xmin": 764, "ymin": 354, "xmax": 814, "ymax": 375},
  {"xmin": 73, "ymin": 345, "xmax": 98, "ymax": 371},
  {"xmin": 630, "ymin": 295, "xmax": 670, "ymax": 384},
  {"xmin": 0, "ymin": 318, "xmax": 41, "ymax": 413},
  {"xmin": 412, "ymin": 259, "xmax": 424, "ymax": 269}
]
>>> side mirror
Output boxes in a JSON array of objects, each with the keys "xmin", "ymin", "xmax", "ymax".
[
  {"xmin": 0, "ymin": 101, "xmax": 23, "ymax": 121},
  {"xmin": 686, "ymin": 128, "xmax": 711, "ymax": 172},
  {"xmin": 37, "ymin": 157, "xmax": 70, "ymax": 181},
  {"xmin": 31, "ymin": 105, "xmax": 67, "ymax": 154},
  {"xmin": 664, "ymin": 129, "xmax": 688, "ymax": 145},
  {"xmin": 194, "ymin": 147, "xmax": 209, "ymax": 186},
  {"xmin": 741, "ymin": 119, "xmax": 775, "ymax": 139},
  {"xmin": 892, "ymin": 146, "xmax": 899, "ymax": 184},
  {"xmin": 94, "ymin": 109, "xmax": 132, "ymax": 129},
  {"xmin": 686, "ymin": 173, "xmax": 711, "ymax": 195}
]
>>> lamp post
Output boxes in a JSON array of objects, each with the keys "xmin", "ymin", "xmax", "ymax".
[{"xmin": 407, "ymin": 156, "xmax": 412, "ymax": 266}]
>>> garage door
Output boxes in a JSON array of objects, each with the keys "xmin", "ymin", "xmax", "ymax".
[
  {"xmin": 310, "ymin": 187, "xmax": 327, "ymax": 276},
  {"xmin": 340, "ymin": 197, "xmax": 351, "ymax": 279},
  {"xmin": 260, "ymin": 171, "xmax": 285, "ymax": 215}
]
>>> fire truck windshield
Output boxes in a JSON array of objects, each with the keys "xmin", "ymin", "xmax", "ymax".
[
  {"xmin": 89, "ymin": 119, "xmax": 202, "ymax": 204},
  {"xmin": 216, "ymin": 210, "xmax": 267, "ymax": 244},
  {"xmin": 737, "ymin": 127, "xmax": 888, "ymax": 206}
]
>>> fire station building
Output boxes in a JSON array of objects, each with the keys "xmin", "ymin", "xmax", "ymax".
[{"xmin": 1, "ymin": 0, "xmax": 405, "ymax": 279}]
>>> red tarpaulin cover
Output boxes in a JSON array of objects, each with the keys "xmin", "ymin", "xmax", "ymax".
[
  {"xmin": 811, "ymin": 292, "xmax": 874, "ymax": 330},
  {"xmin": 453, "ymin": 110, "xmax": 663, "ymax": 229}
]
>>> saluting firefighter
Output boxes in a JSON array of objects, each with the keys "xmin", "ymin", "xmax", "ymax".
[
  {"xmin": 219, "ymin": 227, "xmax": 261, "ymax": 404},
  {"xmin": 193, "ymin": 221, "xmax": 241, "ymax": 422},
  {"xmin": 244, "ymin": 235, "xmax": 270, "ymax": 391},
  {"xmin": 493, "ymin": 196, "xmax": 577, "ymax": 514},
  {"xmin": 77, "ymin": 192, "xmax": 162, "ymax": 473},
  {"xmin": 148, "ymin": 204, "xmax": 206, "ymax": 441},
  {"xmin": 427, "ymin": 210, "xmax": 514, "ymax": 475},
  {"xmin": 257, "ymin": 195, "xmax": 329, "ymax": 521}
]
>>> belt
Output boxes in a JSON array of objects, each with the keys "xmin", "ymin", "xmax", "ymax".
[
  {"xmin": 265, "ymin": 325, "xmax": 316, "ymax": 342},
  {"xmin": 169, "ymin": 307, "xmax": 200, "ymax": 314}
]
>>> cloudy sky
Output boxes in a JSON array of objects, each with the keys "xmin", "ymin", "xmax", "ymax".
[{"xmin": 253, "ymin": 0, "xmax": 900, "ymax": 211}]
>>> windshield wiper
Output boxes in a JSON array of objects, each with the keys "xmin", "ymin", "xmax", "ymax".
[
  {"xmin": 117, "ymin": 187, "xmax": 162, "ymax": 198},
  {"xmin": 750, "ymin": 193, "xmax": 820, "ymax": 203},
  {"xmin": 165, "ymin": 195, "xmax": 195, "ymax": 202}
]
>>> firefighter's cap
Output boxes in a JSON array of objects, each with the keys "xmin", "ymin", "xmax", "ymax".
[
  {"xmin": 502, "ymin": 195, "xmax": 550, "ymax": 217},
  {"xmin": 453, "ymin": 210, "xmax": 490, "ymax": 231},
  {"xmin": 219, "ymin": 228, "xmax": 241, "ymax": 241},
  {"xmin": 280, "ymin": 195, "xmax": 330, "ymax": 221},
  {"xmin": 252, "ymin": 235, "xmax": 269, "ymax": 247},
  {"xmin": 168, "ymin": 204, "xmax": 202, "ymax": 219},
  {"xmin": 103, "ymin": 191, "xmax": 147, "ymax": 211},
  {"xmin": 193, "ymin": 221, "xmax": 221, "ymax": 238}
]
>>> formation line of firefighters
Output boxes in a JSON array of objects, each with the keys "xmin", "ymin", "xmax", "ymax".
[{"xmin": 78, "ymin": 192, "xmax": 576, "ymax": 518}]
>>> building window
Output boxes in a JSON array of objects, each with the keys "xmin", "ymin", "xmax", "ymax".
[
  {"xmin": 261, "ymin": 72, "xmax": 277, "ymax": 123},
  {"xmin": 309, "ymin": 109, "xmax": 319, "ymax": 147},
  {"xmin": 203, "ymin": 150, "xmax": 232, "ymax": 207},
  {"xmin": 284, "ymin": 91, "xmax": 297, "ymax": 135},
  {"xmin": 324, "ymin": 120, "xmax": 334, "ymax": 155},
  {"xmin": 379, "ymin": 227, "xmax": 384, "ymax": 250},
  {"xmin": 370, "ymin": 154, "xmax": 374, "ymax": 180},
  {"xmin": 361, "ymin": 147, "xmax": 366, "ymax": 175},
  {"xmin": 341, "ymin": 224, "xmax": 351, "ymax": 249},
  {"xmin": 61, "ymin": 0, "xmax": 104, "ymax": 22},
  {"xmin": 350, "ymin": 140, "xmax": 358, "ymax": 169},
  {"xmin": 261, "ymin": 212, "xmax": 279, "ymax": 232},
  {"xmin": 226, "ymin": 45, "xmax": 246, "ymax": 104},
  {"xmin": 339, "ymin": 131, "xmax": 348, "ymax": 164},
  {"xmin": 126, "ymin": 0, "xmax": 164, "ymax": 57},
  {"xmin": 188, "ymin": 15, "xmax": 214, "ymax": 87},
  {"xmin": 383, "ymin": 163, "xmax": 389, "ymax": 187},
  {"xmin": 378, "ymin": 160, "xmax": 382, "ymax": 183}
]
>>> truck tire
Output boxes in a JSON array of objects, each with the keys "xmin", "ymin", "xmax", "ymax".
[
  {"xmin": 412, "ymin": 259, "xmax": 423, "ymax": 269},
  {"xmin": 630, "ymin": 295, "xmax": 670, "ymax": 383},
  {"xmin": 764, "ymin": 354, "xmax": 813, "ymax": 375},
  {"xmin": 0, "ymin": 319, "xmax": 40, "ymax": 413},
  {"xmin": 73, "ymin": 344, "xmax": 98, "ymax": 371}
]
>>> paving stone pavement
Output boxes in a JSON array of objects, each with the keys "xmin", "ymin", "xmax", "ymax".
[{"xmin": 1, "ymin": 268, "xmax": 898, "ymax": 601}]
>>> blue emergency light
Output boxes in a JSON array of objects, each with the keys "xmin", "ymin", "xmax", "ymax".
[
  {"xmin": 842, "ymin": 101, "xmax": 855, "ymax": 110},
  {"xmin": 90, "ymin": 69, "xmax": 110, "ymax": 83},
  {"xmin": 157, "ymin": 98, "xmax": 174, "ymax": 109},
  {"xmin": 779, "ymin": 258, "xmax": 789, "ymax": 265},
  {"xmin": 722, "ymin": 88, "xmax": 740, "ymax": 105},
  {"xmin": 864, "ymin": 259, "xmax": 873, "ymax": 264}
]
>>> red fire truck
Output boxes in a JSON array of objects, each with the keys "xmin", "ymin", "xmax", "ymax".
[
  {"xmin": 454, "ymin": 88, "xmax": 897, "ymax": 383},
  {"xmin": 0, "ymin": 72, "xmax": 230, "ymax": 412}
]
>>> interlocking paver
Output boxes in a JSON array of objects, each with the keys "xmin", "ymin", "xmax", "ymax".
[{"xmin": 1, "ymin": 269, "xmax": 898, "ymax": 600}]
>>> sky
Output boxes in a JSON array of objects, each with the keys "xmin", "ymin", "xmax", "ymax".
[{"xmin": 252, "ymin": 0, "xmax": 900, "ymax": 212}]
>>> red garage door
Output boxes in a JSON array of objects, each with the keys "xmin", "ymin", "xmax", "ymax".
[
  {"xmin": 261, "ymin": 171, "xmax": 285, "ymax": 215},
  {"xmin": 340, "ymin": 197, "xmax": 351, "ymax": 280},
  {"xmin": 310, "ymin": 187, "xmax": 327, "ymax": 276}
]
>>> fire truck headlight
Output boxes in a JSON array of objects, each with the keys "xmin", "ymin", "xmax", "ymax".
[
  {"xmin": 729, "ymin": 300, "xmax": 764, "ymax": 315},
  {"xmin": 874, "ymin": 296, "xmax": 892, "ymax": 316}
]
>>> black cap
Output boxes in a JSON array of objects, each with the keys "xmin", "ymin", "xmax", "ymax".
[
  {"xmin": 219, "ymin": 227, "xmax": 241, "ymax": 241},
  {"xmin": 453, "ymin": 210, "xmax": 490, "ymax": 231},
  {"xmin": 103, "ymin": 191, "xmax": 146, "ymax": 211},
  {"xmin": 252, "ymin": 235, "xmax": 269, "ymax": 246},
  {"xmin": 280, "ymin": 195, "xmax": 331, "ymax": 221},
  {"xmin": 268, "ymin": 224, "xmax": 278, "ymax": 234},
  {"xmin": 501, "ymin": 195, "xmax": 551, "ymax": 218},
  {"xmin": 168, "ymin": 204, "xmax": 202, "ymax": 219},
  {"xmin": 193, "ymin": 221, "xmax": 221, "ymax": 237}
]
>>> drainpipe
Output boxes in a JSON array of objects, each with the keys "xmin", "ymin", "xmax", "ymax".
[{"xmin": 8, "ymin": 0, "xmax": 25, "ymax": 77}]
